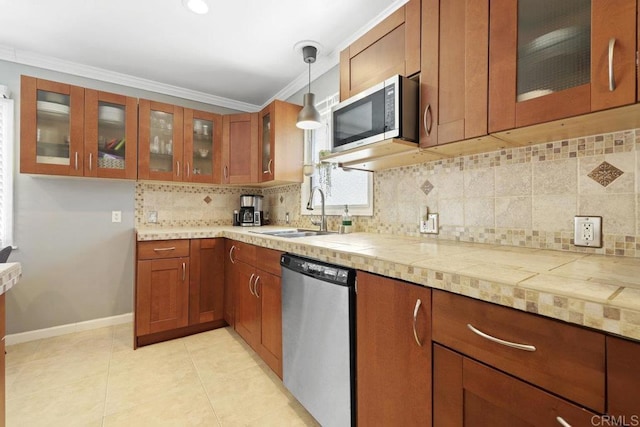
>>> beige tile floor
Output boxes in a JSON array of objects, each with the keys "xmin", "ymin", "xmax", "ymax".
[{"xmin": 5, "ymin": 324, "xmax": 319, "ymax": 426}]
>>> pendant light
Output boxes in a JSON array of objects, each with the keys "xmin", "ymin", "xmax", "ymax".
[{"xmin": 296, "ymin": 45, "xmax": 323, "ymax": 130}]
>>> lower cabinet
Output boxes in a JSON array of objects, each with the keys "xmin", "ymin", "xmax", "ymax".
[
  {"xmin": 227, "ymin": 240, "xmax": 283, "ymax": 377},
  {"xmin": 135, "ymin": 238, "xmax": 225, "ymax": 347},
  {"xmin": 356, "ymin": 271, "xmax": 431, "ymax": 426},
  {"xmin": 607, "ymin": 336, "xmax": 640, "ymax": 420},
  {"xmin": 434, "ymin": 344, "xmax": 598, "ymax": 426}
]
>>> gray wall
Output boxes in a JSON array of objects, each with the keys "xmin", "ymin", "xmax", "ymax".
[
  {"xmin": 0, "ymin": 60, "xmax": 242, "ymax": 334},
  {"xmin": 287, "ymin": 65, "xmax": 339, "ymax": 105}
]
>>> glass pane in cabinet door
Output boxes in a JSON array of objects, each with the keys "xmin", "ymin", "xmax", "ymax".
[
  {"xmin": 149, "ymin": 110, "xmax": 174, "ymax": 173},
  {"xmin": 36, "ymin": 89, "xmax": 71, "ymax": 165},
  {"xmin": 517, "ymin": 0, "xmax": 591, "ymax": 101},
  {"xmin": 97, "ymin": 101, "xmax": 126, "ymax": 171},
  {"xmin": 261, "ymin": 113, "xmax": 271, "ymax": 174},
  {"xmin": 191, "ymin": 118, "xmax": 213, "ymax": 177}
]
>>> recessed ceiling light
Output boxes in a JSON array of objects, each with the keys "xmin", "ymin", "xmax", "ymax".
[{"xmin": 183, "ymin": 0, "xmax": 209, "ymax": 15}]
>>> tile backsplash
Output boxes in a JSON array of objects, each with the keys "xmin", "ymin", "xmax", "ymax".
[{"xmin": 135, "ymin": 128, "xmax": 640, "ymax": 257}]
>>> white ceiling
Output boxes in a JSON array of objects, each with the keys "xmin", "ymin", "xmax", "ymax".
[{"xmin": 0, "ymin": 0, "xmax": 406, "ymax": 111}]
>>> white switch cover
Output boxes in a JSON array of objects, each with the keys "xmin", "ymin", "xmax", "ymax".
[
  {"xmin": 111, "ymin": 210, "xmax": 122, "ymax": 223},
  {"xmin": 420, "ymin": 213, "xmax": 439, "ymax": 234},
  {"xmin": 148, "ymin": 211, "xmax": 158, "ymax": 224},
  {"xmin": 574, "ymin": 216, "xmax": 602, "ymax": 247}
]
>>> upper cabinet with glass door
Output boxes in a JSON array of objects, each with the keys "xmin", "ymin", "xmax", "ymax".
[
  {"xmin": 258, "ymin": 100, "xmax": 303, "ymax": 184},
  {"xmin": 20, "ymin": 76, "xmax": 84, "ymax": 176},
  {"xmin": 489, "ymin": 0, "xmax": 637, "ymax": 132},
  {"xmin": 184, "ymin": 109, "xmax": 222, "ymax": 184},
  {"xmin": 138, "ymin": 99, "xmax": 184, "ymax": 181},
  {"xmin": 84, "ymin": 90, "xmax": 137, "ymax": 179}
]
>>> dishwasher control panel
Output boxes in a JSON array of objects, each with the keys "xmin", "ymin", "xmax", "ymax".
[{"xmin": 281, "ymin": 254, "xmax": 355, "ymax": 285}]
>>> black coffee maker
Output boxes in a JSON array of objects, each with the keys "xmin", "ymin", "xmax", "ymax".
[{"xmin": 239, "ymin": 195, "xmax": 256, "ymax": 227}]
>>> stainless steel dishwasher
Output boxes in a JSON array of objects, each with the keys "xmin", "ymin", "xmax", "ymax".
[{"xmin": 280, "ymin": 253, "xmax": 356, "ymax": 427}]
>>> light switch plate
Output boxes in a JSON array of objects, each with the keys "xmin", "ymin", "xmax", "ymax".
[{"xmin": 574, "ymin": 216, "xmax": 602, "ymax": 247}]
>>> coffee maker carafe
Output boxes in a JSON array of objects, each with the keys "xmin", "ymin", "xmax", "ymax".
[{"xmin": 239, "ymin": 195, "xmax": 256, "ymax": 227}]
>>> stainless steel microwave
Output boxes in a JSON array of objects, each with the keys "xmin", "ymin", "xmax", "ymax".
[{"xmin": 331, "ymin": 75, "xmax": 418, "ymax": 153}]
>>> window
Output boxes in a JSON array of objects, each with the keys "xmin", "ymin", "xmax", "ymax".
[
  {"xmin": 301, "ymin": 93, "xmax": 373, "ymax": 216},
  {"xmin": 0, "ymin": 98, "xmax": 14, "ymax": 248}
]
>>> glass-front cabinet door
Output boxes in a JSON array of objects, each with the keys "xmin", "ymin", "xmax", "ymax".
[
  {"xmin": 84, "ymin": 90, "xmax": 137, "ymax": 179},
  {"xmin": 259, "ymin": 105, "xmax": 274, "ymax": 182},
  {"xmin": 20, "ymin": 76, "xmax": 84, "ymax": 176},
  {"xmin": 184, "ymin": 109, "xmax": 221, "ymax": 184},
  {"xmin": 138, "ymin": 99, "xmax": 183, "ymax": 181},
  {"xmin": 489, "ymin": 0, "xmax": 637, "ymax": 133}
]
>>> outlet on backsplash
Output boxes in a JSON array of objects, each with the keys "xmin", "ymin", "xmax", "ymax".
[
  {"xmin": 419, "ymin": 206, "xmax": 439, "ymax": 234},
  {"xmin": 574, "ymin": 216, "xmax": 602, "ymax": 247},
  {"xmin": 147, "ymin": 211, "xmax": 158, "ymax": 224}
]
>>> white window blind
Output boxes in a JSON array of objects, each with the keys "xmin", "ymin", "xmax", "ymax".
[
  {"xmin": 302, "ymin": 93, "xmax": 373, "ymax": 216},
  {"xmin": 0, "ymin": 98, "xmax": 14, "ymax": 248}
]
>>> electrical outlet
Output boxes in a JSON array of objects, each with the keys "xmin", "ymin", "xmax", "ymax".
[
  {"xmin": 420, "ymin": 213, "xmax": 439, "ymax": 234},
  {"xmin": 147, "ymin": 211, "xmax": 158, "ymax": 224},
  {"xmin": 111, "ymin": 210, "xmax": 122, "ymax": 223},
  {"xmin": 574, "ymin": 216, "xmax": 602, "ymax": 247}
]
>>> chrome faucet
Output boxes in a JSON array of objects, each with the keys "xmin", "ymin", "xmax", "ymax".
[{"xmin": 307, "ymin": 186, "xmax": 327, "ymax": 231}]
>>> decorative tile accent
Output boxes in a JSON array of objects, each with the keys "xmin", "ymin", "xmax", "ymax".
[
  {"xmin": 203, "ymin": 196, "xmax": 212, "ymax": 204},
  {"xmin": 421, "ymin": 179, "xmax": 434, "ymax": 196},
  {"xmin": 587, "ymin": 161, "xmax": 624, "ymax": 187},
  {"xmin": 280, "ymin": 196, "xmax": 284, "ymax": 203}
]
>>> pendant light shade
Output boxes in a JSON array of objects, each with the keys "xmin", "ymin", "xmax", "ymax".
[{"xmin": 296, "ymin": 45, "xmax": 323, "ymax": 130}]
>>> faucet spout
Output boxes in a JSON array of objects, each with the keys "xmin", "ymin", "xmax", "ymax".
[{"xmin": 307, "ymin": 186, "xmax": 327, "ymax": 231}]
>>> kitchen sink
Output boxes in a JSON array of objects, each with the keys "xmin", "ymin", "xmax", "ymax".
[{"xmin": 252, "ymin": 229, "xmax": 337, "ymax": 238}]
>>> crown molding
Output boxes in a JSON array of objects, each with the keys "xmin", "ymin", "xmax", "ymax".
[
  {"xmin": 0, "ymin": 44, "xmax": 261, "ymax": 112},
  {"xmin": 263, "ymin": 0, "xmax": 409, "ymax": 107}
]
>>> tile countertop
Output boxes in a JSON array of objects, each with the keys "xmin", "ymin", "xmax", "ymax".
[
  {"xmin": 137, "ymin": 226, "xmax": 640, "ymax": 342},
  {"xmin": 0, "ymin": 262, "xmax": 22, "ymax": 295}
]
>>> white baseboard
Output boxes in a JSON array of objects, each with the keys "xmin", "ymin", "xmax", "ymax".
[{"xmin": 5, "ymin": 313, "xmax": 133, "ymax": 346}]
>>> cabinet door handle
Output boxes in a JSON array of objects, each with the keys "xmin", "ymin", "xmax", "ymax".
[
  {"xmin": 89, "ymin": 153, "xmax": 93, "ymax": 171},
  {"xmin": 176, "ymin": 161, "xmax": 180, "ymax": 177},
  {"xmin": 153, "ymin": 247, "xmax": 176, "ymax": 252},
  {"xmin": 608, "ymin": 38, "xmax": 616, "ymax": 91},
  {"xmin": 412, "ymin": 299, "xmax": 423, "ymax": 347},
  {"xmin": 423, "ymin": 104, "xmax": 432, "ymax": 136},
  {"xmin": 224, "ymin": 165, "xmax": 229, "ymax": 181},
  {"xmin": 182, "ymin": 262, "xmax": 186, "ymax": 281},
  {"xmin": 186, "ymin": 161, "xmax": 190, "ymax": 178},
  {"xmin": 249, "ymin": 273, "xmax": 256, "ymax": 296},
  {"xmin": 254, "ymin": 275, "xmax": 261, "ymax": 298},
  {"xmin": 556, "ymin": 417, "xmax": 572, "ymax": 427},
  {"xmin": 74, "ymin": 152, "xmax": 79, "ymax": 170},
  {"xmin": 263, "ymin": 159, "xmax": 273, "ymax": 175},
  {"xmin": 467, "ymin": 324, "xmax": 536, "ymax": 352},
  {"xmin": 229, "ymin": 245, "xmax": 236, "ymax": 264}
]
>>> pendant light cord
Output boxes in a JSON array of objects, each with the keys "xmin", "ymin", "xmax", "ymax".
[{"xmin": 308, "ymin": 61, "xmax": 311, "ymax": 94}]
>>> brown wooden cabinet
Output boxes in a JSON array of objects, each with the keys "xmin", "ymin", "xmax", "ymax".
[
  {"xmin": 339, "ymin": 0, "xmax": 420, "ymax": 100},
  {"xmin": 135, "ymin": 238, "xmax": 226, "ymax": 347},
  {"xmin": 356, "ymin": 271, "xmax": 431, "ymax": 426},
  {"xmin": 226, "ymin": 240, "xmax": 283, "ymax": 377},
  {"xmin": 607, "ymin": 336, "xmax": 640, "ymax": 419},
  {"xmin": 258, "ymin": 100, "xmax": 303, "ymax": 184},
  {"xmin": 138, "ymin": 99, "xmax": 184, "ymax": 181},
  {"xmin": 420, "ymin": 0, "xmax": 490, "ymax": 147},
  {"xmin": 489, "ymin": 0, "xmax": 637, "ymax": 133},
  {"xmin": 434, "ymin": 344, "xmax": 599, "ymax": 426},
  {"xmin": 21, "ymin": 76, "xmax": 138, "ymax": 179},
  {"xmin": 183, "ymin": 109, "xmax": 222, "ymax": 184},
  {"xmin": 221, "ymin": 113, "xmax": 259, "ymax": 184}
]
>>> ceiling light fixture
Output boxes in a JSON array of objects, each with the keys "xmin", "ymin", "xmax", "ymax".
[
  {"xmin": 296, "ymin": 44, "xmax": 323, "ymax": 130},
  {"xmin": 183, "ymin": 0, "xmax": 209, "ymax": 15}
]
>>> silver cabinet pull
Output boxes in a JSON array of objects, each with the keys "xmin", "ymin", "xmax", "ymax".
[
  {"xmin": 182, "ymin": 262, "xmax": 186, "ymax": 281},
  {"xmin": 224, "ymin": 165, "xmax": 229, "ymax": 181},
  {"xmin": 412, "ymin": 299, "xmax": 423, "ymax": 347},
  {"xmin": 229, "ymin": 245, "xmax": 236, "ymax": 264},
  {"xmin": 176, "ymin": 161, "xmax": 180, "ymax": 177},
  {"xmin": 253, "ymin": 276, "xmax": 260, "ymax": 298},
  {"xmin": 186, "ymin": 162, "xmax": 190, "ymax": 178},
  {"xmin": 249, "ymin": 273, "xmax": 256, "ymax": 296},
  {"xmin": 467, "ymin": 324, "xmax": 536, "ymax": 352},
  {"xmin": 74, "ymin": 152, "xmax": 79, "ymax": 170},
  {"xmin": 89, "ymin": 152, "xmax": 93, "ymax": 171},
  {"xmin": 263, "ymin": 159, "xmax": 273, "ymax": 174},
  {"xmin": 153, "ymin": 247, "xmax": 176, "ymax": 252},
  {"xmin": 556, "ymin": 416, "xmax": 572, "ymax": 427},
  {"xmin": 608, "ymin": 38, "xmax": 616, "ymax": 91},
  {"xmin": 423, "ymin": 104, "xmax": 432, "ymax": 136}
]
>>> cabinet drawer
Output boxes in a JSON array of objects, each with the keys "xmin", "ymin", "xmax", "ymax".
[
  {"xmin": 432, "ymin": 290, "xmax": 605, "ymax": 412},
  {"xmin": 228, "ymin": 240, "xmax": 256, "ymax": 265},
  {"xmin": 255, "ymin": 247, "xmax": 283, "ymax": 276},
  {"xmin": 137, "ymin": 240, "xmax": 190, "ymax": 260}
]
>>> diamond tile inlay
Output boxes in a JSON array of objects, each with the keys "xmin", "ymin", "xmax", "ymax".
[
  {"xmin": 280, "ymin": 195, "xmax": 284, "ymax": 203},
  {"xmin": 421, "ymin": 179, "xmax": 434, "ymax": 196},
  {"xmin": 587, "ymin": 161, "xmax": 623, "ymax": 187},
  {"xmin": 203, "ymin": 196, "xmax": 212, "ymax": 204}
]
